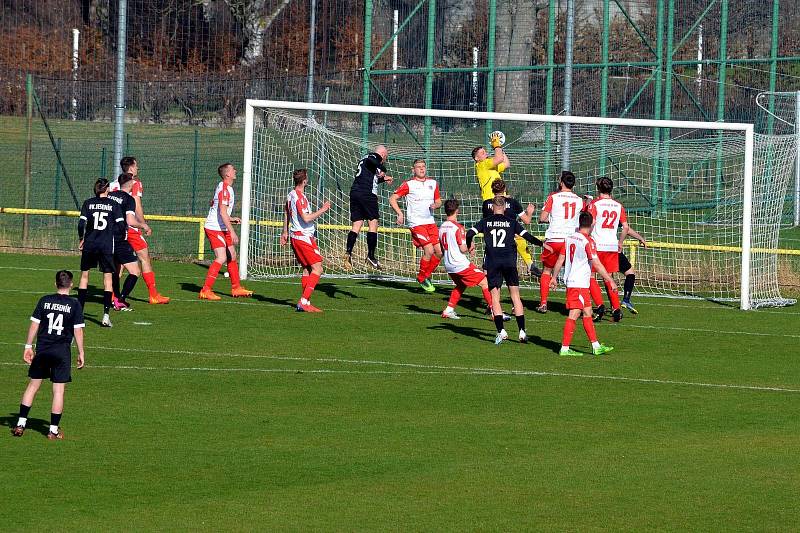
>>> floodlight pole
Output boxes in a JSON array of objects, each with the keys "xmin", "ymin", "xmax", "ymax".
[
  {"xmin": 112, "ymin": 0, "xmax": 128, "ymax": 173},
  {"xmin": 562, "ymin": 0, "xmax": 575, "ymax": 170}
]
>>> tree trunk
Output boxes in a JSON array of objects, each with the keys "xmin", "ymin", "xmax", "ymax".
[
  {"xmin": 226, "ymin": 0, "xmax": 294, "ymax": 66},
  {"xmin": 440, "ymin": 0, "xmax": 477, "ymax": 67},
  {"xmin": 494, "ymin": 0, "xmax": 538, "ymax": 114}
]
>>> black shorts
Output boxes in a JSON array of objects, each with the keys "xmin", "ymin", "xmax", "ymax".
[
  {"xmin": 349, "ymin": 193, "xmax": 379, "ymax": 222},
  {"xmin": 619, "ymin": 251, "xmax": 632, "ymax": 273},
  {"xmin": 486, "ymin": 263, "xmax": 520, "ymax": 290},
  {"xmin": 28, "ymin": 345, "xmax": 72, "ymax": 383},
  {"xmin": 81, "ymin": 247, "xmax": 115, "ymax": 273},
  {"xmin": 114, "ymin": 240, "xmax": 138, "ymax": 265}
]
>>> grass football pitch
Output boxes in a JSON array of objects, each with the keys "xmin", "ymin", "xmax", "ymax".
[{"xmin": 1, "ymin": 252, "xmax": 799, "ymax": 530}]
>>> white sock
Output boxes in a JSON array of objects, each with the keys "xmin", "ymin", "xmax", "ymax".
[
  {"xmin": 103, "ymin": 313, "xmax": 110, "ymax": 321},
  {"xmin": 500, "ymin": 329, "xmax": 507, "ymax": 336},
  {"xmin": 444, "ymin": 306, "xmax": 454, "ymax": 313},
  {"xmin": 300, "ymin": 298, "xmax": 310, "ymax": 305},
  {"xmin": 592, "ymin": 341, "xmax": 601, "ymax": 349},
  {"xmin": 561, "ymin": 345, "xmax": 569, "ymax": 351},
  {"xmin": 49, "ymin": 425, "xmax": 59, "ymax": 434},
  {"xmin": 519, "ymin": 329, "xmax": 526, "ymax": 337},
  {"xmin": 17, "ymin": 417, "xmax": 27, "ymax": 427}
]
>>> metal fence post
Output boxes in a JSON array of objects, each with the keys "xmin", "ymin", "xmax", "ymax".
[{"xmin": 112, "ymin": 0, "xmax": 128, "ymax": 170}]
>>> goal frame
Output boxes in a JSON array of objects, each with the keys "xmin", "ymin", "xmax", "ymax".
[{"xmin": 241, "ymin": 99, "xmax": 756, "ymax": 310}]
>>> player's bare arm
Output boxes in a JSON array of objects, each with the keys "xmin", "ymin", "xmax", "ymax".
[
  {"xmin": 74, "ymin": 326, "xmax": 85, "ymax": 369},
  {"xmin": 621, "ymin": 222, "xmax": 647, "ymax": 247},
  {"xmin": 218, "ymin": 200, "xmax": 239, "ymax": 245},
  {"xmin": 125, "ymin": 212, "xmax": 150, "ymax": 233},
  {"xmin": 23, "ymin": 321, "xmax": 38, "ymax": 364},
  {"xmin": 549, "ymin": 255, "xmax": 566, "ymax": 289},
  {"xmin": 388, "ymin": 193, "xmax": 404, "ymax": 226},
  {"xmin": 280, "ymin": 200, "xmax": 291, "ymax": 246},
  {"xmin": 519, "ymin": 203, "xmax": 536, "ymax": 224},
  {"xmin": 591, "ymin": 257, "xmax": 618, "ymax": 291},
  {"xmin": 298, "ymin": 201, "xmax": 331, "ymax": 224}
]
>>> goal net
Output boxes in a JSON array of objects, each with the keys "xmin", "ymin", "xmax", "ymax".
[{"xmin": 241, "ymin": 101, "xmax": 797, "ymax": 310}]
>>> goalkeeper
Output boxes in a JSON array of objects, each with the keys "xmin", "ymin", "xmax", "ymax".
[{"xmin": 471, "ymin": 133, "xmax": 537, "ymax": 277}]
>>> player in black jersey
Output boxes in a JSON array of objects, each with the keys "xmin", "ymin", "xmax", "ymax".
[
  {"xmin": 344, "ymin": 145, "xmax": 394, "ymax": 271},
  {"xmin": 77, "ymin": 178, "xmax": 125, "ymax": 327},
  {"xmin": 467, "ymin": 197, "xmax": 551, "ymax": 345},
  {"xmin": 12, "ymin": 270, "xmax": 85, "ymax": 440},
  {"xmin": 107, "ymin": 173, "xmax": 151, "ymax": 311}
]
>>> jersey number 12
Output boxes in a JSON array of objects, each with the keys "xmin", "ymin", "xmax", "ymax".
[{"xmin": 490, "ymin": 228, "xmax": 507, "ymax": 248}]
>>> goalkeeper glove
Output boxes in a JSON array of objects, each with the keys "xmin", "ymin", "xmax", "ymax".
[{"xmin": 490, "ymin": 133, "xmax": 503, "ymax": 149}]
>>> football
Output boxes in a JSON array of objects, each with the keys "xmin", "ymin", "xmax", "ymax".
[{"xmin": 490, "ymin": 130, "xmax": 505, "ymax": 146}]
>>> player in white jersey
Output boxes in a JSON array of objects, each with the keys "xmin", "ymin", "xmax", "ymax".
[
  {"xmin": 199, "ymin": 163, "xmax": 254, "ymax": 300},
  {"xmin": 388, "ymin": 159, "xmax": 443, "ymax": 292},
  {"xmin": 437, "ymin": 199, "xmax": 494, "ymax": 320},
  {"xmin": 586, "ymin": 177, "xmax": 647, "ymax": 322},
  {"xmin": 280, "ymin": 169, "xmax": 331, "ymax": 312},
  {"xmin": 537, "ymin": 171, "xmax": 584, "ymax": 313},
  {"xmin": 550, "ymin": 212, "xmax": 616, "ymax": 356}
]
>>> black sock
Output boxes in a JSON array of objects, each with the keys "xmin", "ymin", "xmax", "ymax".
[
  {"xmin": 366, "ymin": 231, "xmax": 378, "ymax": 259},
  {"xmin": 346, "ymin": 231, "xmax": 358, "ymax": 255},
  {"xmin": 103, "ymin": 291, "xmax": 112, "ymax": 314},
  {"xmin": 624, "ymin": 274, "xmax": 635, "ymax": 301},
  {"xmin": 111, "ymin": 270, "xmax": 121, "ymax": 298},
  {"xmin": 493, "ymin": 315, "xmax": 505, "ymax": 333},
  {"xmin": 516, "ymin": 314, "xmax": 525, "ymax": 331},
  {"xmin": 121, "ymin": 274, "xmax": 138, "ymax": 300},
  {"xmin": 19, "ymin": 403, "xmax": 31, "ymax": 419},
  {"xmin": 77, "ymin": 288, "xmax": 88, "ymax": 309},
  {"xmin": 50, "ymin": 412, "xmax": 62, "ymax": 427}
]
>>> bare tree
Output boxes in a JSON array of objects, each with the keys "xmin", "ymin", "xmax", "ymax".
[
  {"xmin": 440, "ymin": 0, "xmax": 477, "ymax": 67},
  {"xmin": 225, "ymin": 0, "xmax": 294, "ymax": 66},
  {"xmin": 494, "ymin": 0, "xmax": 540, "ymax": 113}
]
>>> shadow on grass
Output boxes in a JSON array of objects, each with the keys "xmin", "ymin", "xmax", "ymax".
[
  {"xmin": 361, "ymin": 278, "xmax": 422, "ymax": 295},
  {"xmin": 314, "ymin": 283, "xmax": 359, "ymax": 300},
  {"xmin": 0, "ymin": 414, "xmax": 50, "ymax": 436},
  {"xmin": 523, "ymin": 333, "xmax": 562, "ymax": 353},
  {"xmin": 427, "ymin": 322, "xmax": 496, "ymax": 341}
]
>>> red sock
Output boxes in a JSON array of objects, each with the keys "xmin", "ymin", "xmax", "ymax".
[
  {"xmin": 426, "ymin": 256, "xmax": 441, "ymax": 278},
  {"xmin": 417, "ymin": 258, "xmax": 430, "ymax": 283},
  {"xmin": 582, "ymin": 316, "xmax": 598, "ymax": 343},
  {"xmin": 589, "ymin": 277, "xmax": 604, "ymax": 306},
  {"xmin": 481, "ymin": 287, "xmax": 493, "ymax": 308},
  {"xmin": 562, "ymin": 318, "xmax": 577, "ymax": 347},
  {"xmin": 301, "ymin": 274, "xmax": 309, "ymax": 291},
  {"xmin": 202, "ymin": 262, "xmax": 222, "ymax": 291},
  {"xmin": 302, "ymin": 273, "xmax": 320, "ymax": 300},
  {"xmin": 448, "ymin": 285, "xmax": 464, "ymax": 308},
  {"xmin": 143, "ymin": 271, "xmax": 157, "ymax": 297},
  {"xmin": 605, "ymin": 281, "xmax": 620, "ymax": 310},
  {"xmin": 540, "ymin": 273, "xmax": 551, "ymax": 304},
  {"xmin": 227, "ymin": 260, "xmax": 241, "ymax": 288}
]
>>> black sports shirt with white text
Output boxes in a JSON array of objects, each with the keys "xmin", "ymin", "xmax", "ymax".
[{"xmin": 31, "ymin": 294, "xmax": 84, "ymax": 348}]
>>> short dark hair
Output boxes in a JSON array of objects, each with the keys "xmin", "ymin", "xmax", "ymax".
[
  {"xmin": 117, "ymin": 172, "xmax": 134, "ymax": 187},
  {"xmin": 120, "ymin": 156, "xmax": 137, "ymax": 173},
  {"xmin": 413, "ymin": 158, "xmax": 425, "ymax": 166},
  {"xmin": 471, "ymin": 146, "xmax": 484, "ymax": 161},
  {"xmin": 579, "ymin": 211, "xmax": 593, "ymax": 228},
  {"xmin": 444, "ymin": 198, "xmax": 459, "ymax": 216},
  {"xmin": 293, "ymin": 168, "xmax": 308, "ymax": 186},
  {"xmin": 596, "ymin": 176, "xmax": 613, "ymax": 194},
  {"xmin": 492, "ymin": 196, "xmax": 506, "ymax": 210},
  {"xmin": 491, "ymin": 179, "xmax": 507, "ymax": 195},
  {"xmin": 55, "ymin": 270, "xmax": 73, "ymax": 289},
  {"xmin": 94, "ymin": 178, "xmax": 110, "ymax": 196},
  {"xmin": 560, "ymin": 170, "xmax": 576, "ymax": 189},
  {"xmin": 218, "ymin": 163, "xmax": 233, "ymax": 178}
]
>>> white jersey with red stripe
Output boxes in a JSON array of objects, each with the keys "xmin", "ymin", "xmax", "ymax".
[
  {"xmin": 204, "ymin": 181, "xmax": 234, "ymax": 231},
  {"xmin": 393, "ymin": 178, "xmax": 440, "ymax": 228},
  {"xmin": 439, "ymin": 220, "xmax": 472, "ymax": 274},
  {"xmin": 587, "ymin": 196, "xmax": 627, "ymax": 252},
  {"xmin": 543, "ymin": 190, "xmax": 583, "ymax": 241},
  {"xmin": 109, "ymin": 179, "xmax": 143, "ymax": 233},
  {"xmin": 287, "ymin": 188, "xmax": 315, "ymax": 241},
  {"xmin": 562, "ymin": 231, "xmax": 598, "ymax": 289}
]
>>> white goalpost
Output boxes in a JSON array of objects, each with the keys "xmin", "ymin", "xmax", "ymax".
[{"xmin": 241, "ymin": 100, "xmax": 797, "ymax": 310}]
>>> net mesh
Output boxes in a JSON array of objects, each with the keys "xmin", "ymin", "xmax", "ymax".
[{"xmin": 245, "ymin": 106, "xmax": 796, "ymax": 308}]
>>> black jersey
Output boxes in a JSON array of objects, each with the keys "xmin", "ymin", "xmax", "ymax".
[
  {"xmin": 350, "ymin": 152, "xmax": 387, "ymax": 196},
  {"xmin": 481, "ymin": 196, "xmax": 525, "ymax": 219},
  {"xmin": 78, "ymin": 196, "xmax": 125, "ymax": 251},
  {"xmin": 30, "ymin": 294, "xmax": 84, "ymax": 349},
  {"xmin": 468, "ymin": 214, "xmax": 525, "ymax": 266},
  {"xmin": 107, "ymin": 190, "xmax": 136, "ymax": 241}
]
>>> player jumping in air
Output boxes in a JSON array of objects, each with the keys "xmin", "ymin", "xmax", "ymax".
[
  {"xmin": 107, "ymin": 173, "xmax": 151, "ymax": 311},
  {"xmin": 199, "ymin": 163, "xmax": 254, "ymax": 300},
  {"xmin": 281, "ymin": 168, "xmax": 331, "ymax": 312},
  {"xmin": 77, "ymin": 178, "xmax": 126, "ymax": 327},
  {"xmin": 472, "ymin": 133, "xmax": 537, "ymax": 276},
  {"xmin": 438, "ymin": 198, "xmax": 495, "ymax": 320},
  {"xmin": 389, "ymin": 159, "xmax": 443, "ymax": 292},
  {"xmin": 550, "ymin": 211, "xmax": 616, "ymax": 356},
  {"xmin": 586, "ymin": 176, "xmax": 647, "ymax": 322},
  {"xmin": 537, "ymin": 170, "xmax": 584, "ymax": 314},
  {"xmin": 112, "ymin": 156, "xmax": 170, "ymax": 304},
  {"xmin": 344, "ymin": 145, "xmax": 393, "ymax": 271},
  {"xmin": 11, "ymin": 270, "xmax": 85, "ymax": 440},
  {"xmin": 467, "ymin": 196, "xmax": 551, "ymax": 345}
]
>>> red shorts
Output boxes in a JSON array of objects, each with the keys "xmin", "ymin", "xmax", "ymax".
[
  {"xmin": 449, "ymin": 264, "xmax": 486, "ymax": 288},
  {"xmin": 205, "ymin": 228, "xmax": 233, "ymax": 250},
  {"xmin": 409, "ymin": 224, "xmax": 440, "ymax": 248},
  {"xmin": 596, "ymin": 251, "xmax": 619, "ymax": 274},
  {"xmin": 566, "ymin": 287, "xmax": 592, "ymax": 310},
  {"xmin": 541, "ymin": 240, "xmax": 565, "ymax": 269},
  {"xmin": 291, "ymin": 236, "xmax": 323, "ymax": 267},
  {"xmin": 127, "ymin": 230, "xmax": 148, "ymax": 252}
]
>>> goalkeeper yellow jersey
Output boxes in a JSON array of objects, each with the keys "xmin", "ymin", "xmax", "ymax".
[{"xmin": 475, "ymin": 159, "xmax": 507, "ymax": 201}]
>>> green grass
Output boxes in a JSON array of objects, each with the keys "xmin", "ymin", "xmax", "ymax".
[{"xmin": 1, "ymin": 252, "xmax": 799, "ymax": 530}]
